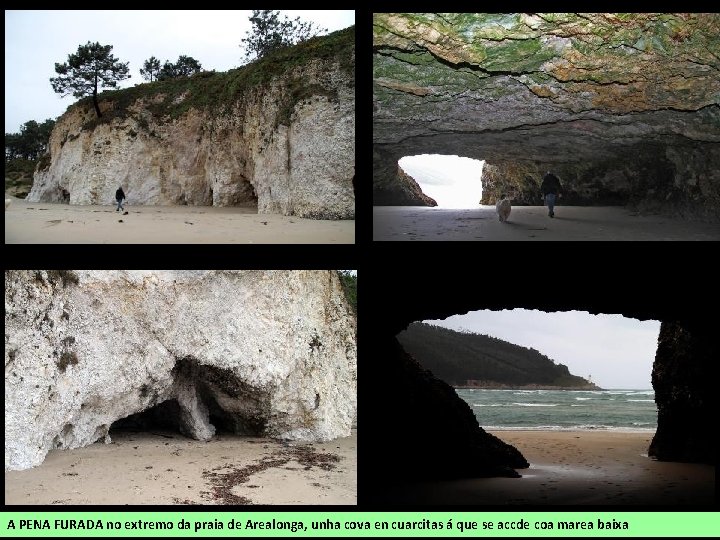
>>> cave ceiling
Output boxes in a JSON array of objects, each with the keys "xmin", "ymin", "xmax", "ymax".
[{"xmin": 373, "ymin": 13, "xmax": 720, "ymax": 163}]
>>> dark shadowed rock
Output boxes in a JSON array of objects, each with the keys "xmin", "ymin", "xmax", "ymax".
[
  {"xmin": 368, "ymin": 337, "xmax": 528, "ymax": 481},
  {"xmin": 649, "ymin": 321, "xmax": 713, "ymax": 464}
]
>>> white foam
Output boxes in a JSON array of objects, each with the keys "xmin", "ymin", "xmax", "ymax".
[
  {"xmin": 483, "ymin": 425, "xmax": 655, "ymax": 432},
  {"xmin": 512, "ymin": 403, "xmax": 559, "ymax": 407}
]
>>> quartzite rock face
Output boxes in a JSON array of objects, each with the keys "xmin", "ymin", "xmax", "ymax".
[
  {"xmin": 28, "ymin": 29, "xmax": 355, "ymax": 220},
  {"xmin": 373, "ymin": 14, "xmax": 720, "ymax": 218},
  {"xmin": 4, "ymin": 270, "xmax": 356, "ymax": 471}
]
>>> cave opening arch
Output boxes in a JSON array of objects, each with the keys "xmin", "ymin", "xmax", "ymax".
[
  {"xmin": 364, "ymin": 264, "xmax": 713, "ymax": 500},
  {"xmin": 108, "ymin": 356, "xmax": 270, "ymax": 442},
  {"xmin": 398, "ymin": 154, "xmax": 485, "ymax": 208},
  {"xmin": 397, "ymin": 309, "xmax": 661, "ymax": 434}
]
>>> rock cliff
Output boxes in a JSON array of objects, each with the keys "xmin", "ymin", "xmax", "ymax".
[
  {"xmin": 28, "ymin": 28, "xmax": 355, "ymax": 219},
  {"xmin": 373, "ymin": 14, "xmax": 720, "ymax": 219},
  {"xmin": 5, "ymin": 270, "xmax": 357, "ymax": 471}
]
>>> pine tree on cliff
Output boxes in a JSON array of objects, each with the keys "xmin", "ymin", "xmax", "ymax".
[
  {"xmin": 50, "ymin": 41, "xmax": 130, "ymax": 118},
  {"xmin": 139, "ymin": 56, "xmax": 161, "ymax": 82},
  {"xmin": 240, "ymin": 10, "xmax": 326, "ymax": 63},
  {"xmin": 156, "ymin": 55, "xmax": 202, "ymax": 80}
]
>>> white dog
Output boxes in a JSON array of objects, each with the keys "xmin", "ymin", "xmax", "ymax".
[
  {"xmin": 5, "ymin": 198, "xmax": 11, "ymax": 211},
  {"xmin": 496, "ymin": 195, "xmax": 511, "ymax": 222}
]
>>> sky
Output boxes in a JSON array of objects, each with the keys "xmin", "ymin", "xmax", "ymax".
[
  {"xmin": 399, "ymin": 154, "xmax": 484, "ymax": 208},
  {"xmin": 425, "ymin": 309, "xmax": 661, "ymax": 389},
  {"xmin": 4, "ymin": 10, "xmax": 355, "ymax": 133}
]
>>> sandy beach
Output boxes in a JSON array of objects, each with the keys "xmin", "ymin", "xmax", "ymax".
[
  {"xmin": 373, "ymin": 205, "xmax": 720, "ymax": 241},
  {"xmin": 368, "ymin": 431, "xmax": 714, "ymax": 505},
  {"xmin": 4, "ymin": 198, "xmax": 354, "ymax": 244},
  {"xmin": 4, "ymin": 429, "xmax": 356, "ymax": 505}
]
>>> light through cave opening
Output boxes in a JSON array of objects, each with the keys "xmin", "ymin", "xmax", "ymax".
[
  {"xmin": 364, "ymin": 264, "xmax": 714, "ymax": 504},
  {"xmin": 397, "ymin": 309, "xmax": 662, "ymax": 432},
  {"xmin": 398, "ymin": 154, "xmax": 484, "ymax": 208}
]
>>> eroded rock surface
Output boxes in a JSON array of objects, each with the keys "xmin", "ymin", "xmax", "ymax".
[
  {"xmin": 373, "ymin": 14, "xmax": 720, "ymax": 219},
  {"xmin": 28, "ymin": 28, "xmax": 355, "ymax": 220},
  {"xmin": 4, "ymin": 270, "xmax": 356, "ymax": 471}
]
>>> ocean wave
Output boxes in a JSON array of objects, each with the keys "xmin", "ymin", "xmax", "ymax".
[
  {"xmin": 512, "ymin": 403, "xmax": 559, "ymax": 407},
  {"xmin": 575, "ymin": 397, "xmax": 592, "ymax": 400},
  {"xmin": 627, "ymin": 399, "xmax": 654, "ymax": 402},
  {"xmin": 472, "ymin": 403, "xmax": 507, "ymax": 407},
  {"xmin": 482, "ymin": 425, "xmax": 656, "ymax": 432}
]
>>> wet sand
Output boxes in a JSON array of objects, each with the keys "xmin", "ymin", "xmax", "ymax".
[
  {"xmin": 4, "ymin": 430, "xmax": 356, "ymax": 505},
  {"xmin": 4, "ymin": 199, "xmax": 354, "ymax": 244},
  {"xmin": 369, "ymin": 431, "xmax": 714, "ymax": 505},
  {"xmin": 373, "ymin": 206, "xmax": 720, "ymax": 241}
]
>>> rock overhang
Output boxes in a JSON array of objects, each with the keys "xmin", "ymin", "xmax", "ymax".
[
  {"xmin": 373, "ymin": 13, "xmax": 720, "ymax": 218},
  {"xmin": 4, "ymin": 270, "xmax": 357, "ymax": 471}
]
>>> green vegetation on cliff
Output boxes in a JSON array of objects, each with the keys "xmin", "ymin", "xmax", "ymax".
[
  {"xmin": 73, "ymin": 26, "xmax": 354, "ymax": 132},
  {"xmin": 337, "ymin": 271, "xmax": 357, "ymax": 314},
  {"xmin": 4, "ymin": 158, "xmax": 37, "ymax": 198},
  {"xmin": 397, "ymin": 322, "xmax": 597, "ymax": 388}
]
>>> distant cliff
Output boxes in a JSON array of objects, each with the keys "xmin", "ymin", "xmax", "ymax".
[
  {"xmin": 397, "ymin": 322, "xmax": 600, "ymax": 389},
  {"xmin": 28, "ymin": 28, "xmax": 354, "ymax": 219}
]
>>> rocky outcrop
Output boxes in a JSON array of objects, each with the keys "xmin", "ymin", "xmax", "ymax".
[
  {"xmin": 373, "ymin": 147, "xmax": 437, "ymax": 206},
  {"xmin": 397, "ymin": 167, "xmax": 437, "ymax": 206},
  {"xmin": 649, "ymin": 321, "xmax": 712, "ymax": 463},
  {"xmin": 373, "ymin": 14, "xmax": 720, "ymax": 219},
  {"xmin": 364, "ymin": 261, "xmax": 713, "ymax": 493},
  {"xmin": 4, "ymin": 270, "xmax": 357, "ymax": 471},
  {"xmin": 371, "ymin": 337, "xmax": 529, "ymax": 481},
  {"xmin": 28, "ymin": 28, "xmax": 355, "ymax": 220}
]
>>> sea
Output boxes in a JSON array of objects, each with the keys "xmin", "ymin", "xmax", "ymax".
[{"xmin": 455, "ymin": 388, "xmax": 657, "ymax": 431}]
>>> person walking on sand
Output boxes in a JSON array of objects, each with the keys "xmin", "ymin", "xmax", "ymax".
[
  {"xmin": 115, "ymin": 186, "xmax": 126, "ymax": 212},
  {"xmin": 540, "ymin": 171, "xmax": 562, "ymax": 218}
]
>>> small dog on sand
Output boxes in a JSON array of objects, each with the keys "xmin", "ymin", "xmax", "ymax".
[{"xmin": 496, "ymin": 194, "xmax": 511, "ymax": 222}]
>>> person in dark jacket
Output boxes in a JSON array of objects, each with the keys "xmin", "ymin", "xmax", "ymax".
[
  {"xmin": 540, "ymin": 172, "xmax": 562, "ymax": 218},
  {"xmin": 115, "ymin": 186, "xmax": 125, "ymax": 212}
]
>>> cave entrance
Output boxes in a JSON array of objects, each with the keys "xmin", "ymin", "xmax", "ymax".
[
  {"xmin": 108, "ymin": 397, "xmax": 259, "ymax": 439},
  {"xmin": 109, "ymin": 358, "xmax": 270, "ymax": 441},
  {"xmin": 398, "ymin": 308, "xmax": 661, "ymax": 433},
  {"xmin": 110, "ymin": 399, "xmax": 191, "ymax": 437},
  {"xmin": 398, "ymin": 154, "xmax": 484, "ymax": 208}
]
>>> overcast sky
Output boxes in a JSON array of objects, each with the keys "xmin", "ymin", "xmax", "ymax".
[
  {"xmin": 5, "ymin": 10, "xmax": 355, "ymax": 133},
  {"xmin": 399, "ymin": 154, "xmax": 484, "ymax": 208},
  {"xmin": 425, "ymin": 309, "xmax": 661, "ymax": 389}
]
